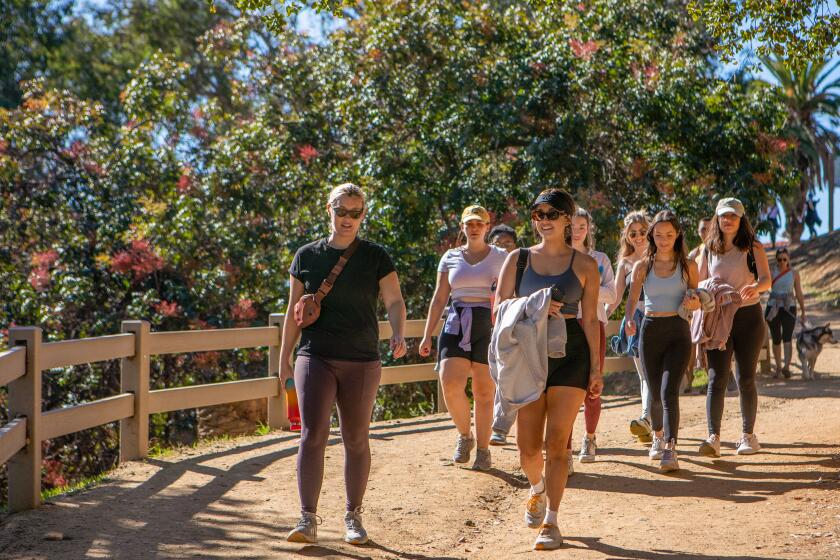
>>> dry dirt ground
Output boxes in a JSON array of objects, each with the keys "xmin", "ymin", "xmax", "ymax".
[{"xmin": 2, "ymin": 275, "xmax": 839, "ymax": 559}]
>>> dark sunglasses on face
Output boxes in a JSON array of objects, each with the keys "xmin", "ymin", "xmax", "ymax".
[
  {"xmin": 531, "ymin": 209, "xmax": 562, "ymax": 222},
  {"xmin": 628, "ymin": 230, "xmax": 647, "ymax": 238},
  {"xmin": 332, "ymin": 206, "xmax": 364, "ymax": 219}
]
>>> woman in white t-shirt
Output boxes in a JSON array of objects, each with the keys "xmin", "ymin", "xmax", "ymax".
[{"xmin": 419, "ymin": 205, "xmax": 508, "ymax": 471}]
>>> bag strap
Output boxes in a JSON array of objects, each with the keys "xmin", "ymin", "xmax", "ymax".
[
  {"xmin": 313, "ymin": 238, "xmax": 360, "ymax": 304},
  {"xmin": 747, "ymin": 246, "xmax": 758, "ymax": 281},
  {"xmin": 771, "ymin": 268, "xmax": 792, "ymax": 286},
  {"xmin": 514, "ymin": 248, "xmax": 530, "ymax": 297}
]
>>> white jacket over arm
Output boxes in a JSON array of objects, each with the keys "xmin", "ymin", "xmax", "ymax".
[{"xmin": 490, "ymin": 288, "xmax": 566, "ymax": 431}]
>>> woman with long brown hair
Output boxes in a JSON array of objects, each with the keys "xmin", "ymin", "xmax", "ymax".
[
  {"xmin": 698, "ymin": 198, "xmax": 771, "ymax": 457},
  {"xmin": 625, "ymin": 211, "xmax": 700, "ymax": 471},
  {"xmin": 607, "ymin": 211, "xmax": 653, "ymax": 442},
  {"xmin": 494, "ymin": 188, "xmax": 602, "ymax": 550}
]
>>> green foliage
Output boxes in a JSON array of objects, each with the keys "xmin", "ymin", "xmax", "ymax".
[{"xmin": 687, "ymin": 0, "xmax": 840, "ymax": 71}]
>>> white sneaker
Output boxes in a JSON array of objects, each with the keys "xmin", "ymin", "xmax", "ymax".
[
  {"xmin": 649, "ymin": 435, "xmax": 665, "ymax": 460},
  {"xmin": 578, "ymin": 435, "xmax": 596, "ymax": 463},
  {"xmin": 524, "ymin": 491, "xmax": 546, "ymax": 529},
  {"xmin": 344, "ymin": 507, "xmax": 368, "ymax": 545},
  {"xmin": 736, "ymin": 433, "xmax": 761, "ymax": 455},
  {"xmin": 566, "ymin": 451, "xmax": 575, "ymax": 476},
  {"xmin": 699, "ymin": 433, "xmax": 721, "ymax": 457},
  {"xmin": 287, "ymin": 512, "xmax": 319, "ymax": 543}
]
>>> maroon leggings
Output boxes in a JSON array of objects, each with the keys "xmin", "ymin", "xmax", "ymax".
[
  {"xmin": 567, "ymin": 321, "xmax": 605, "ymax": 448},
  {"xmin": 294, "ymin": 354, "xmax": 381, "ymax": 514}
]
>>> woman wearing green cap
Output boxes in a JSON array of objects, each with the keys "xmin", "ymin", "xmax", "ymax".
[
  {"xmin": 419, "ymin": 205, "xmax": 508, "ymax": 471},
  {"xmin": 698, "ymin": 197, "xmax": 771, "ymax": 458}
]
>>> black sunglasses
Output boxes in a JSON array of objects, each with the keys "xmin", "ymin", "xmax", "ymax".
[
  {"xmin": 531, "ymin": 209, "xmax": 562, "ymax": 222},
  {"xmin": 332, "ymin": 206, "xmax": 364, "ymax": 219}
]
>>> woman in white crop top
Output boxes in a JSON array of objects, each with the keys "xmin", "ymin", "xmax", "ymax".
[{"xmin": 418, "ymin": 205, "xmax": 507, "ymax": 471}]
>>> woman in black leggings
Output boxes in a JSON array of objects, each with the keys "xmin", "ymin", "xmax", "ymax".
[
  {"xmin": 625, "ymin": 211, "xmax": 700, "ymax": 472},
  {"xmin": 698, "ymin": 198, "xmax": 771, "ymax": 458},
  {"xmin": 765, "ymin": 248, "xmax": 806, "ymax": 378},
  {"xmin": 281, "ymin": 183, "xmax": 407, "ymax": 546}
]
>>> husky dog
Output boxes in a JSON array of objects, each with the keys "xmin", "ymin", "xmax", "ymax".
[{"xmin": 796, "ymin": 324, "xmax": 837, "ymax": 380}]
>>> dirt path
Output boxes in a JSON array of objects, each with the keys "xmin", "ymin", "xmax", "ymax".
[{"xmin": 2, "ymin": 301, "xmax": 839, "ymax": 560}]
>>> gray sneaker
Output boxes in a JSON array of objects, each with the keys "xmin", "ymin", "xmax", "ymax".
[
  {"xmin": 489, "ymin": 430, "xmax": 507, "ymax": 446},
  {"xmin": 579, "ymin": 435, "xmax": 596, "ymax": 463},
  {"xmin": 287, "ymin": 512, "xmax": 319, "ymax": 544},
  {"xmin": 649, "ymin": 435, "xmax": 665, "ymax": 460},
  {"xmin": 524, "ymin": 491, "xmax": 546, "ymax": 529},
  {"xmin": 344, "ymin": 507, "xmax": 368, "ymax": 545},
  {"xmin": 660, "ymin": 440, "xmax": 679, "ymax": 472},
  {"xmin": 453, "ymin": 433, "xmax": 475, "ymax": 463},
  {"xmin": 472, "ymin": 447, "xmax": 491, "ymax": 471},
  {"xmin": 533, "ymin": 523, "xmax": 563, "ymax": 550}
]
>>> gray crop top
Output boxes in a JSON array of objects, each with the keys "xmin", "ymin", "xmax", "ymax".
[{"xmin": 518, "ymin": 249, "xmax": 583, "ymax": 315}]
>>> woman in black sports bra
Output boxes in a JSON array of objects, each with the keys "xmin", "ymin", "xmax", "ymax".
[{"xmin": 493, "ymin": 188, "xmax": 602, "ymax": 551}]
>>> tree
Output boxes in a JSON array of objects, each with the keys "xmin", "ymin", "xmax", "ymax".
[
  {"xmin": 687, "ymin": 0, "xmax": 840, "ymax": 71},
  {"xmin": 220, "ymin": 0, "xmax": 840, "ymax": 72},
  {"xmin": 757, "ymin": 56, "xmax": 840, "ymax": 243}
]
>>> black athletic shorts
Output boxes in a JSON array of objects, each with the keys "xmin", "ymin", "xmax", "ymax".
[
  {"xmin": 438, "ymin": 306, "xmax": 492, "ymax": 365},
  {"xmin": 546, "ymin": 319, "xmax": 591, "ymax": 391}
]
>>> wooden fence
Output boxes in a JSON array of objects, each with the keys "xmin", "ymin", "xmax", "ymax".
[{"xmin": 0, "ymin": 314, "xmax": 767, "ymax": 513}]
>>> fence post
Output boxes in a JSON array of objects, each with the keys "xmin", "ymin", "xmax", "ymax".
[
  {"xmin": 8, "ymin": 327, "xmax": 42, "ymax": 512},
  {"xmin": 267, "ymin": 313, "xmax": 289, "ymax": 430},
  {"xmin": 120, "ymin": 320, "xmax": 150, "ymax": 462}
]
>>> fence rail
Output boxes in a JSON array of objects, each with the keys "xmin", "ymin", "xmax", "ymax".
[{"xmin": 0, "ymin": 313, "xmax": 770, "ymax": 513}]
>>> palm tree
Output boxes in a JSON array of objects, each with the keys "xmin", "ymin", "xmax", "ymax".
[{"xmin": 759, "ymin": 56, "xmax": 840, "ymax": 244}]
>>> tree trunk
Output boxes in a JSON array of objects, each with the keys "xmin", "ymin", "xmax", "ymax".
[{"xmin": 785, "ymin": 160, "xmax": 810, "ymax": 246}]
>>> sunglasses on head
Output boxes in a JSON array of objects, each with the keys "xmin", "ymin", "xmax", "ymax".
[
  {"xmin": 332, "ymin": 205, "xmax": 364, "ymax": 219},
  {"xmin": 531, "ymin": 209, "xmax": 563, "ymax": 221}
]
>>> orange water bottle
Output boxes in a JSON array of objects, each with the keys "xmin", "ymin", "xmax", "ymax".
[{"xmin": 285, "ymin": 378, "xmax": 301, "ymax": 431}]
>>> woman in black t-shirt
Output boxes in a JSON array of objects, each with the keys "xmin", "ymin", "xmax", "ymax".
[{"xmin": 282, "ymin": 183, "xmax": 407, "ymax": 546}]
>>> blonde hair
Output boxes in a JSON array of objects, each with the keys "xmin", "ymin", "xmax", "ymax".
[
  {"xmin": 618, "ymin": 210, "xmax": 649, "ymax": 260},
  {"xmin": 327, "ymin": 183, "xmax": 365, "ymax": 206}
]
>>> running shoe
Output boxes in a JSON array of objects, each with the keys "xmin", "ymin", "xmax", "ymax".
[
  {"xmin": 630, "ymin": 417, "xmax": 652, "ymax": 439},
  {"xmin": 736, "ymin": 433, "xmax": 761, "ymax": 455},
  {"xmin": 578, "ymin": 435, "xmax": 596, "ymax": 463},
  {"xmin": 489, "ymin": 430, "xmax": 507, "ymax": 446},
  {"xmin": 660, "ymin": 439, "xmax": 679, "ymax": 472},
  {"xmin": 698, "ymin": 433, "xmax": 721, "ymax": 457},
  {"xmin": 287, "ymin": 512, "xmax": 319, "ymax": 544},
  {"xmin": 344, "ymin": 507, "xmax": 368, "ymax": 545},
  {"xmin": 648, "ymin": 435, "xmax": 665, "ymax": 460},
  {"xmin": 533, "ymin": 523, "xmax": 563, "ymax": 550},
  {"xmin": 472, "ymin": 447, "xmax": 491, "ymax": 471},
  {"xmin": 524, "ymin": 491, "xmax": 546, "ymax": 528},
  {"xmin": 453, "ymin": 433, "xmax": 475, "ymax": 463}
]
